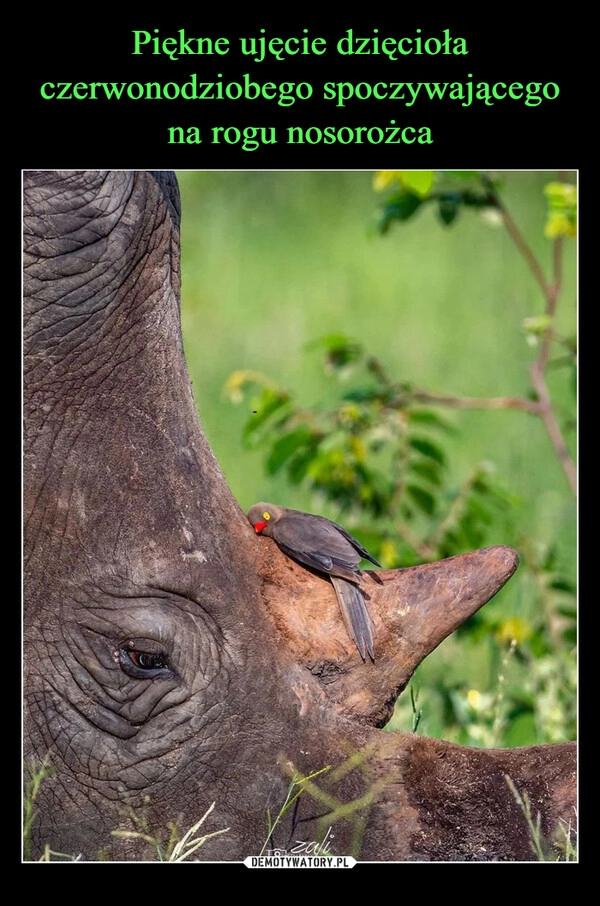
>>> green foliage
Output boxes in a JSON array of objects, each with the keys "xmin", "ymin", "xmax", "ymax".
[
  {"xmin": 373, "ymin": 170, "xmax": 578, "ymax": 250},
  {"xmin": 224, "ymin": 170, "xmax": 576, "ymax": 750},
  {"xmin": 543, "ymin": 182, "xmax": 577, "ymax": 238},
  {"xmin": 227, "ymin": 338, "xmax": 517, "ymax": 569},
  {"xmin": 23, "ymin": 757, "xmax": 55, "ymax": 861},
  {"xmin": 228, "ymin": 338, "xmax": 576, "ymax": 747},
  {"xmin": 373, "ymin": 170, "xmax": 502, "ymax": 232}
]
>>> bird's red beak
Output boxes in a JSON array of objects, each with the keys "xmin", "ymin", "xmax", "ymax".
[{"xmin": 253, "ymin": 521, "xmax": 268, "ymax": 534}]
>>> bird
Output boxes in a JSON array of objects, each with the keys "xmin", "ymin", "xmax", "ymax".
[{"xmin": 247, "ymin": 502, "xmax": 380, "ymax": 661}]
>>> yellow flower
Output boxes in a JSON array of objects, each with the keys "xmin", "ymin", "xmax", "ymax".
[
  {"xmin": 379, "ymin": 540, "xmax": 398, "ymax": 569},
  {"xmin": 495, "ymin": 617, "xmax": 531, "ymax": 645},
  {"xmin": 467, "ymin": 689, "xmax": 482, "ymax": 709}
]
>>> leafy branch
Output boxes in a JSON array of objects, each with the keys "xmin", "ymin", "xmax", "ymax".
[
  {"xmin": 226, "ymin": 171, "xmax": 576, "ymax": 748},
  {"xmin": 373, "ymin": 170, "xmax": 576, "ymax": 494},
  {"xmin": 227, "ymin": 339, "xmax": 517, "ymax": 568}
]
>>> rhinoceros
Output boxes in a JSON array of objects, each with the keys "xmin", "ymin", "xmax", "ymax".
[{"xmin": 23, "ymin": 170, "xmax": 576, "ymax": 862}]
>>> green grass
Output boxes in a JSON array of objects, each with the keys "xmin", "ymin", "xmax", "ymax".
[
  {"xmin": 23, "ymin": 759, "xmax": 228, "ymax": 862},
  {"xmin": 111, "ymin": 802, "xmax": 229, "ymax": 862},
  {"xmin": 505, "ymin": 775, "xmax": 577, "ymax": 861}
]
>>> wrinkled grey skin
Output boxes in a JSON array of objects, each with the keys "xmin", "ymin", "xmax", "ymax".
[
  {"xmin": 23, "ymin": 171, "xmax": 372, "ymax": 860},
  {"xmin": 23, "ymin": 172, "xmax": 576, "ymax": 862}
]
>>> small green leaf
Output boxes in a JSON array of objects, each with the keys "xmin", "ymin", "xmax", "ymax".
[
  {"xmin": 306, "ymin": 333, "xmax": 358, "ymax": 353},
  {"xmin": 307, "ymin": 334, "xmax": 363, "ymax": 370},
  {"xmin": 523, "ymin": 314, "xmax": 554, "ymax": 335},
  {"xmin": 530, "ymin": 633, "xmax": 551, "ymax": 659},
  {"xmin": 406, "ymin": 483, "xmax": 436, "ymax": 515},
  {"xmin": 266, "ymin": 427, "xmax": 315, "ymax": 475},
  {"xmin": 503, "ymin": 712, "xmax": 537, "ymax": 747},
  {"xmin": 438, "ymin": 196, "xmax": 460, "ymax": 226},
  {"xmin": 373, "ymin": 170, "xmax": 434, "ymax": 197},
  {"xmin": 287, "ymin": 447, "xmax": 319, "ymax": 485},
  {"xmin": 562, "ymin": 626, "xmax": 577, "ymax": 646},
  {"xmin": 540, "ymin": 547, "xmax": 558, "ymax": 570},
  {"xmin": 409, "ymin": 436, "xmax": 447, "ymax": 466},
  {"xmin": 441, "ymin": 170, "xmax": 481, "ymax": 179},
  {"xmin": 456, "ymin": 517, "xmax": 486, "ymax": 548},
  {"xmin": 398, "ymin": 170, "xmax": 435, "ymax": 198},
  {"xmin": 549, "ymin": 578, "xmax": 577, "ymax": 594},
  {"xmin": 461, "ymin": 189, "xmax": 500, "ymax": 209},
  {"xmin": 463, "ymin": 496, "xmax": 494, "ymax": 526},
  {"xmin": 342, "ymin": 387, "xmax": 381, "ymax": 403},
  {"xmin": 378, "ymin": 191, "xmax": 423, "ymax": 232},
  {"xmin": 410, "ymin": 409, "xmax": 456, "ymax": 433},
  {"xmin": 543, "ymin": 181, "xmax": 577, "ymax": 238},
  {"xmin": 411, "ymin": 460, "xmax": 443, "ymax": 486}
]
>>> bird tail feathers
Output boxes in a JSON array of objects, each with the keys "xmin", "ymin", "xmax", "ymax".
[{"xmin": 331, "ymin": 576, "xmax": 375, "ymax": 661}]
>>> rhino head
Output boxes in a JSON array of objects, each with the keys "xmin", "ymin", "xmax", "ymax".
[{"xmin": 23, "ymin": 171, "xmax": 576, "ymax": 862}]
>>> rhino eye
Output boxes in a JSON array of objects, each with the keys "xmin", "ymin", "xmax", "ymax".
[
  {"xmin": 129, "ymin": 650, "xmax": 166, "ymax": 669},
  {"xmin": 118, "ymin": 641, "xmax": 171, "ymax": 678}
]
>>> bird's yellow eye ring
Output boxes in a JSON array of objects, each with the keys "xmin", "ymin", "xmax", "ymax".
[{"xmin": 262, "ymin": 512, "xmax": 271, "ymax": 521}]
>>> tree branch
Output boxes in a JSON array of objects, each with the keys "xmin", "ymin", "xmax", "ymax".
[
  {"xmin": 405, "ymin": 391, "xmax": 542, "ymax": 413},
  {"xmin": 481, "ymin": 174, "xmax": 576, "ymax": 495}
]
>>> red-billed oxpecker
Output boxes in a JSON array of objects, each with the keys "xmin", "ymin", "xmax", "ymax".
[{"xmin": 247, "ymin": 502, "xmax": 380, "ymax": 661}]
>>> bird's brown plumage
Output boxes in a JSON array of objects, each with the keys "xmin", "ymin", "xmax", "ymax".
[{"xmin": 247, "ymin": 502, "xmax": 379, "ymax": 660}]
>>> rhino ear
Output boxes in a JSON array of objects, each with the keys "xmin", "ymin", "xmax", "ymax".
[{"xmin": 254, "ymin": 540, "xmax": 519, "ymax": 726}]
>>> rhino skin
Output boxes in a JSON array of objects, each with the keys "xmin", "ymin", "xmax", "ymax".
[{"xmin": 23, "ymin": 171, "xmax": 576, "ymax": 862}]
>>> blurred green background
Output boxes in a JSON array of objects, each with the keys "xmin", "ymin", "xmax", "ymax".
[{"xmin": 176, "ymin": 170, "xmax": 576, "ymax": 748}]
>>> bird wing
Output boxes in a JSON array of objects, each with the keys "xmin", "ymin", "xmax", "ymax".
[
  {"xmin": 271, "ymin": 512, "xmax": 363, "ymax": 581},
  {"xmin": 282, "ymin": 509, "xmax": 381, "ymax": 569},
  {"xmin": 324, "ymin": 519, "xmax": 382, "ymax": 568},
  {"xmin": 275, "ymin": 540, "xmax": 361, "ymax": 584}
]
